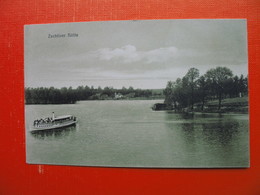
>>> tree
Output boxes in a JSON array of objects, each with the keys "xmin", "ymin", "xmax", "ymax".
[
  {"xmin": 164, "ymin": 81, "xmax": 175, "ymax": 107},
  {"xmin": 103, "ymin": 86, "xmax": 113, "ymax": 96},
  {"xmin": 164, "ymin": 78, "xmax": 189, "ymax": 110},
  {"xmin": 197, "ymin": 76, "xmax": 207, "ymax": 111},
  {"xmin": 205, "ymin": 67, "xmax": 233, "ymax": 110},
  {"xmin": 238, "ymin": 74, "xmax": 248, "ymax": 97},
  {"xmin": 185, "ymin": 68, "xmax": 200, "ymax": 110},
  {"xmin": 228, "ymin": 75, "xmax": 239, "ymax": 98}
]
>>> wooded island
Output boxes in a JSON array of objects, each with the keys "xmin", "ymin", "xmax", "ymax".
[{"xmin": 161, "ymin": 66, "xmax": 248, "ymax": 113}]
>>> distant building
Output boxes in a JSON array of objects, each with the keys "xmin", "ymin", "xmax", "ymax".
[{"xmin": 114, "ymin": 93, "xmax": 123, "ymax": 99}]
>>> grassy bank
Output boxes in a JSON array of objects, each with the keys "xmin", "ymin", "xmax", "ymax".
[
  {"xmin": 153, "ymin": 96, "xmax": 249, "ymax": 113},
  {"xmin": 198, "ymin": 96, "xmax": 248, "ymax": 113}
]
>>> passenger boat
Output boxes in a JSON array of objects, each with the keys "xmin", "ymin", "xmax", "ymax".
[{"xmin": 30, "ymin": 112, "xmax": 77, "ymax": 131}]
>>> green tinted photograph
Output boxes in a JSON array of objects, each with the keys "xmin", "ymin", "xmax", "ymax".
[{"xmin": 25, "ymin": 19, "xmax": 249, "ymax": 167}]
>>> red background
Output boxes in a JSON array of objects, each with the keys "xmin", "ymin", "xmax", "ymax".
[{"xmin": 0, "ymin": 0, "xmax": 259, "ymax": 194}]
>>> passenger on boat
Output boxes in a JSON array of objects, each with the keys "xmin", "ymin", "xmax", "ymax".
[
  {"xmin": 33, "ymin": 115, "xmax": 75, "ymax": 127},
  {"xmin": 33, "ymin": 118, "xmax": 52, "ymax": 127}
]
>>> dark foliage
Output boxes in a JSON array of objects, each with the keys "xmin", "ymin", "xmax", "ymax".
[
  {"xmin": 25, "ymin": 86, "xmax": 158, "ymax": 104},
  {"xmin": 164, "ymin": 67, "xmax": 248, "ymax": 111}
]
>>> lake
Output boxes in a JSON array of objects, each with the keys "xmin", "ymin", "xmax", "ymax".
[{"xmin": 25, "ymin": 100, "xmax": 249, "ymax": 168}]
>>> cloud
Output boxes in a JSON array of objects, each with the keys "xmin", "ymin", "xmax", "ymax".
[
  {"xmin": 95, "ymin": 45, "xmax": 178, "ymax": 64},
  {"xmin": 38, "ymin": 43, "xmax": 247, "ymax": 81}
]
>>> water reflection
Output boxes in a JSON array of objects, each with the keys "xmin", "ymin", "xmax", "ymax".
[
  {"xmin": 30, "ymin": 124, "xmax": 77, "ymax": 140},
  {"xmin": 163, "ymin": 112, "xmax": 246, "ymax": 166},
  {"xmin": 177, "ymin": 113, "xmax": 240, "ymax": 146},
  {"xmin": 201, "ymin": 118, "xmax": 239, "ymax": 146},
  {"xmin": 181, "ymin": 122, "xmax": 195, "ymax": 142},
  {"xmin": 164, "ymin": 112, "xmax": 241, "ymax": 150}
]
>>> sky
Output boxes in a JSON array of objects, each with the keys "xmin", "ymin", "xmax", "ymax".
[{"xmin": 25, "ymin": 19, "xmax": 248, "ymax": 89}]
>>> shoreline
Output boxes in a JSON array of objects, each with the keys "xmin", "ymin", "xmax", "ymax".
[
  {"xmin": 25, "ymin": 98, "xmax": 165, "ymax": 105},
  {"xmin": 152, "ymin": 96, "xmax": 248, "ymax": 114}
]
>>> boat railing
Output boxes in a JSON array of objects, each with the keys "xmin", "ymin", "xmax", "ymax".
[{"xmin": 33, "ymin": 117, "xmax": 76, "ymax": 127}]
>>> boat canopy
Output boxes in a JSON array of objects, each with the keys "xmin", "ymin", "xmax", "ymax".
[{"xmin": 53, "ymin": 115, "xmax": 73, "ymax": 121}]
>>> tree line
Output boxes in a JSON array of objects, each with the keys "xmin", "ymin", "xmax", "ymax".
[
  {"xmin": 164, "ymin": 67, "xmax": 248, "ymax": 111},
  {"xmin": 25, "ymin": 86, "xmax": 156, "ymax": 104}
]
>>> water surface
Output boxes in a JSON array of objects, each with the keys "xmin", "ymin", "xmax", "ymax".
[{"xmin": 26, "ymin": 100, "xmax": 249, "ymax": 167}]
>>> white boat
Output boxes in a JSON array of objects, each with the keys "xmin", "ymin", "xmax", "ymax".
[{"xmin": 30, "ymin": 112, "xmax": 77, "ymax": 132}]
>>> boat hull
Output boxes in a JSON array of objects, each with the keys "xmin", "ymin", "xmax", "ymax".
[{"xmin": 30, "ymin": 120, "xmax": 77, "ymax": 132}]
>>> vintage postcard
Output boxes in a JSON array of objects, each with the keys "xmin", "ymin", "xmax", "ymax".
[{"xmin": 24, "ymin": 19, "xmax": 249, "ymax": 167}]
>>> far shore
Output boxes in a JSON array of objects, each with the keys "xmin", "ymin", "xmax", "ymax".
[{"xmin": 25, "ymin": 97, "xmax": 165, "ymax": 105}]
